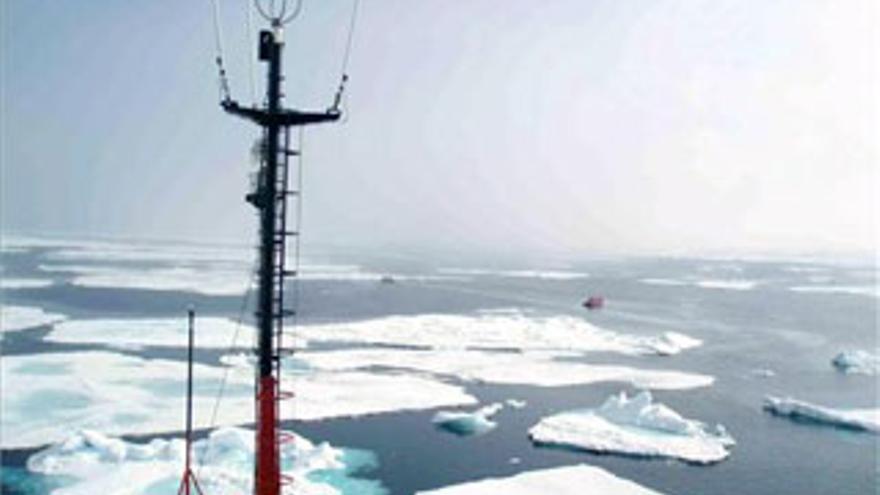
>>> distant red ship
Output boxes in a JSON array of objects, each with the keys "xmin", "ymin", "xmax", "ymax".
[{"xmin": 582, "ymin": 296, "xmax": 605, "ymax": 310}]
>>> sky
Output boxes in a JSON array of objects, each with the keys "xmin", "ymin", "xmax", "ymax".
[{"xmin": 1, "ymin": 0, "xmax": 876, "ymax": 258}]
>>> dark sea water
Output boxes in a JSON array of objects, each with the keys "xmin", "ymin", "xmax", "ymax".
[{"xmin": 1, "ymin": 239, "xmax": 877, "ymax": 494}]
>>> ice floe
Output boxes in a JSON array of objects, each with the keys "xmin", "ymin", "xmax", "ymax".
[
  {"xmin": 46, "ymin": 317, "xmax": 258, "ymax": 350},
  {"xmin": 297, "ymin": 348, "xmax": 713, "ymax": 390},
  {"xmin": 2, "ymin": 351, "xmax": 475, "ymax": 449},
  {"xmin": 26, "ymin": 426, "xmax": 386, "ymax": 495},
  {"xmin": 1, "ymin": 305, "xmax": 66, "ymax": 336},
  {"xmin": 294, "ymin": 312, "xmax": 702, "ymax": 356},
  {"xmin": 416, "ymin": 464, "xmax": 665, "ymax": 495},
  {"xmin": 790, "ymin": 285, "xmax": 879, "ymax": 298},
  {"xmin": 39, "ymin": 264, "xmax": 253, "ymax": 296},
  {"xmin": 694, "ymin": 279, "xmax": 758, "ymax": 290},
  {"xmin": 763, "ymin": 396, "xmax": 880, "ymax": 433},
  {"xmin": 831, "ymin": 350, "xmax": 880, "ymax": 375},
  {"xmin": 529, "ymin": 391, "xmax": 734, "ymax": 464},
  {"xmin": 639, "ymin": 278, "xmax": 689, "ymax": 286},
  {"xmin": 0, "ymin": 277, "xmax": 54, "ymax": 289},
  {"xmin": 438, "ymin": 268, "xmax": 589, "ymax": 280},
  {"xmin": 433, "ymin": 403, "xmax": 504, "ymax": 436}
]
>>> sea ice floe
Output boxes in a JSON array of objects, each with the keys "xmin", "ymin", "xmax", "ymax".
[
  {"xmin": 433, "ymin": 403, "xmax": 504, "ymax": 436},
  {"xmin": 789, "ymin": 285, "xmax": 879, "ymax": 298},
  {"xmin": 438, "ymin": 268, "xmax": 589, "ymax": 280},
  {"xmin": 39, "ymin": 264, "xmax": 253, "ymax": 296},
  {"xmin": 297, "ymin": 348, "xmax": 713, "ymax": 390},
  {"xmin": 639, "ymin": 278, "xmax": 689, "ymax": 286},
  {"xmin": 415, "ymin": 464, "xmax": 665, "ymax": 495},
  {"xmin": 26, "ymin": 426, "xmax": 386, "ymax": 495},
  {"xmin": 693, "ymin": 279, "xmax": 758, "ymax": 290},
  {"xmin": 763, "ymin": 396, "xmax": 880, "ymax": 433},
  {"xmin": 529, "ymin": 391, "xmax": 734, "ymax": 464},
  {"xmin": 831, "ymin": 350, "xmax": 879, "ymax": 375},
  {"xmin": 2, "ymin": 351, "xmax": 476, "ymax": 449},
  {"xmin": 45, "ymin": 240, "xmax": 253, "ymax": 265},
  {"xmin": 46, "ymin": 317, "xmax": 258, "ymax": 350},
  {"xmin": 1, "ymin": 305, "xmax": 66, "ymax": 336},
  {"xmin": 294, "ymin": 312, "xmax": 702, "ymax": 356},
  {"xmin": 0, "ymin": 277, "xmax": 54, "ymax": 289}
]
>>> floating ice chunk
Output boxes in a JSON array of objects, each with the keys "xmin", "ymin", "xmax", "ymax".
[
  {"xmin": 763, "ymin": 396, "xmax": 880, "ymax": 433},
  {"xmin": 1, "ymin": 305, "xmax": 66, "ymax": 336},
  {"xmin": 832, "ymin": 350, "xmax": 880, "ymax": 375},
  {"xmin": 297, "ymin": 348, "xmax": 714, "ymax": 390},
  {"xmin": 790, "ymin": 285, "xmax": 879, "ymax": 298},
  {"xmin": 529, "ymin": 391, "xmax": 734, "ymax": 464},
  {"xmin": 506, "ymin": 399, "xmax": 527, "ymax": 409},
  {"xmin": 295, "ymin": 312, "xmax": 701, "ymax": 356},
  {"xmin": 46, "ymin": 317, "xmax": 258, "ymax": 349},
  {"xmin": 2, "ymin": 351, "xmax": 475, "ymax": 449},
  {"xmin": 694, "ymin": 279, "xmax": 758, "ymax": 290},
  {"xmin": 748, "ymin": 368, "xmax": 776, "ymax": 378},
  {"xmin": 27, "ymin": 426, "xmax": 385, "ymax": 495},
  {"xmin": 433, "ymin": 403, "xmax": 503, "ymax": 436},
  {"xmin": 416, "ymin": 464, "xmax": 666, "ymax": 495},
  {"xmin": 0, "ymin": 277, "xmax": 54, "ymax": 289},
  {"xmin": 438, "ymin": 268, "xmax": 589, "ymax": 280}
]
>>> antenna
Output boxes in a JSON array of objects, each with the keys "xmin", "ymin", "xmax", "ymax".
[
  {"xmin": 221, "ymin": 6, "xmax": 341, "ymax": 495},
  {"xmin": 177, "ymin": 307, "xmax": 204, "ymax": 495}
]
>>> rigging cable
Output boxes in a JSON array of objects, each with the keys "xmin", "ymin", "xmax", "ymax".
[
  {"xmin": 209, "ymin": 0, "xmax": 233, "ymax": 103},
  {"xmin": 245, "ymin": 0, "xmax": 258, "ymax": 105},
  {"xmin": 331, "ymin": 0, "xmax": 361, "ymax": 114}
]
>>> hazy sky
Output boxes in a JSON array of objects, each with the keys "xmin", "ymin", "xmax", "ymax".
[{"xmin": 1, "ymin": 0, "xmax": 876, "ymax": 257}]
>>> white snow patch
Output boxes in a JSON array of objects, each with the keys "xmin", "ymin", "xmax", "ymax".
[
  {"xmin": 297, "ymin": 348, "xmax": 714, "ymax": 390},
  {"xmin": 529, "ymin": 391, "xmax": 734, "ymax": 464},
  {"xmin": 27, "ymin": 427, "xmax": 359, "ymax": 495},
  {"xmin": 694, "ymin": 279, "xmax": 758, "ymax": 290},
  {"xmin": 416, "ymin": 464, "xmax": 665, "ymax": 495},
  {"xmin": 1, "ymin": 305, "xmax": 66, "ymax": 335},
  {"xmin": 1, "ymin": 278, "xmax": 54, "ymax": 289},
  {"xmin": 764, "ymin": 396, "xmax": 880, "ymax": 433},
  {"xmin": 2, "ymin": 351, "xmax": 475, "ymax": 449},
  {"xmin": 46, "ymin": 317, "xmax": 258, "ymax": 350},
  {"xmin": 433, "ymin": 403, "xmax": 504, "ymax": 436},
  {"xmin": 294, "ymin": 313, "xmax": 701, "ymax": 356},
  {"xmin": 832, "ymin": 350, "xmax": 880, "ymax": 375}
]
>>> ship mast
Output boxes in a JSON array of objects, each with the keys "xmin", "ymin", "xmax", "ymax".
[{"xmin": 222, "ymin": 7, "xmax": 341, "ymax": 494}]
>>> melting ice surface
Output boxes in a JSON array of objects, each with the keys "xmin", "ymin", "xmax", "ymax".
[
  {"xmin": 433, "ymin": 403, "xmax": 504, "ymax": 436},
  {"xmin": 0, "ymin": 305, "xmax": 66, "ymax": 336},
  {"xmin": 1, "ymin": 351, "xmax": 475, "ymax": 449},
  {"xmin": 24, "ymin": 427, "xmax": 387, "ymax": 495},
  {"xmin": 529, "ymin": 391, "xmax": 734, "ymax": 464},
  {"xmin": 831, "ymin": 350, "xmax": 879, "ymax": 375},
  {"xmin": 416, "ymin": 464, "xmax": 665, "ymax": 495},
  {"xmin": 763, "ymin": 396, "xmax": 880, "ymax": 433},
  {"xmin": 46, "ymin": 317, "xmax": 259, "ymax": 350},
  {"xmin": 294, "ymin": 312, "xmax": 702, "ymax": 356}
]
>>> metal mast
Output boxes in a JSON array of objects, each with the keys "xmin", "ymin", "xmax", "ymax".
[{"xmin": 222, "ymin": 11, "xmax": 340, "ymax": 495}]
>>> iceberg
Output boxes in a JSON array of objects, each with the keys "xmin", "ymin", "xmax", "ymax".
[
  {"xmin": 26, "ymin": 426, "xmax": 387, "ymax": 495},
  {"xmin": 831, "ymin": 350, "xmax": 879, "ymax": 375},
  {"xmin": 1, "ymin": 305, "xmax": 66, "ymax": 336},
  {"xmin": 2, "ymin": 351, "xmax": 476, "ymax": 449},
  {"xmin": 294, "ymin": 312, "xmax": 702, "ymax": 356},
  {"xmin": 529, "ymin": 391, "xmax": 734, "ymax": 464},
  {"xmin": 46, "ymin": 317, "xmax": 259, "ymax": 350},
  {"xmin": 432, "ymin": 403, "xmax": 503, "ymax": 436},
  {"xmin": 763, "ymin": 396, "xmax": 880, "ymax": 433},
  {"xmin": 415, "ymin": 464, "xmax": 665, "ymax": 495},
  {"xmin": 297, "ymin": 348, "xmax": 714, "ymax": 390}
]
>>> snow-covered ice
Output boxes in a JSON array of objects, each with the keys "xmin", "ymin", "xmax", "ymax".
[
  {"xmin": 1, "ymin": 305, "xmax": 66, "ymax": 336},
  {"xmin": 46, "ymin": 317, "xmax": 258, "ymax": 350},
  {"xmin": 529, "ymin": 391, "xmax": 734, "ymax": 464},
  {"xmin": 297, "ymin": 348, "xmax": 714, "ymax": 390},
  {"xmin": 831, "ymin": 350, "xmax": 879, "ymax": 375},
  {"xmin": 763, "ymin": 396, "xmax": 880, "ymax": 433},
  {"xmin": 39, "ymin": 264, "xmax": 252, "ymax": 296},
  {"xmin": 2, "ymin": 351, "xmax": 476, "ymax": 449},
  {"xmin": 416, "ymin": 464, "xmax": 665, "ymax": 495},
  {"xmin": 294, "ymin": 312, "xmax": 702, "ymax": 356},
  {"xmin": 433, "ymin": 403, "xmax": 503, "ymax": 436},
  {"xmin": 0, "ymin": 277, "xmax": 54, "ymax": 289},
  {"xmin": 694, "ymin": 279, "xmax": 758, "ymax": 290},
  {"xmin": 639, "ymin": 278, "xmax": 689, "ymax": 286},
  {"xmin": 26, "ymin": 426, "xmax": 386, "ymax": 495},
  {"xmin": 438, "ymin": 268, "xmax": 589, "ymax": 280}
]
